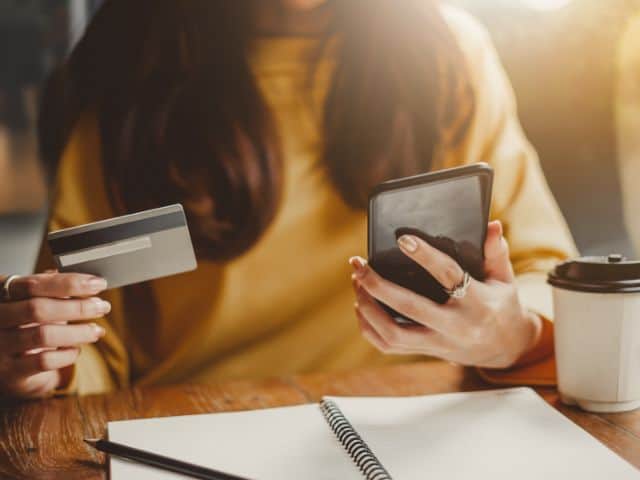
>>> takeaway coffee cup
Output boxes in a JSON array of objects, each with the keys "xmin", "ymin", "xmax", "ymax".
[{"xmin": 548, "ymin": 254, "xmax": 640, "ymax": 413}]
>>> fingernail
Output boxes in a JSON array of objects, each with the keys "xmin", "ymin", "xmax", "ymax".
[
  {"xmin": 398, "ymin": 235, "xmax": 418, "ymax": 253},
  {"xmin": 92, "ymin": 324, "xmax": 106, "ymax": 338},
  {"xmin": 490, "ymin": 220, "xmax": 503, "ymax": 238},
  {"xmin": 89, "ymin": 298, "xmax": 111, "ymax": 315},
  {"xmin": 349, "ymin": 256, "xmax": 367, "ymax": 278},
  {"xmin": 85, "ymin": 277, "xmax": 108, "ymax": 291},
  {"xmin": 99, "ymin": 300, "xmax": 111, "ymax": 314}
]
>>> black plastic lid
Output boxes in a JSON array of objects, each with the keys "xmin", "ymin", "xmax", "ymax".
[{"xmin": 548, "ymin": 255, "xmax": 640, "ymax": 293}]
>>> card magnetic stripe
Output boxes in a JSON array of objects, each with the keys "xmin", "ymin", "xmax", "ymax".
[{"xmin": 49, "ymin": 211, "xmax": 186, "ymax": 255}]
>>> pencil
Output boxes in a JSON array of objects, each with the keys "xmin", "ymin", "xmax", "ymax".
[{"xmin": 84, "ymin": 438, "xmax": 253, "ymax": 480}]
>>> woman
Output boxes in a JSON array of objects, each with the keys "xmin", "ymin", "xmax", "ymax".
[{"xmin": 0, "ymin": 0, "xmax": 576, "ymax": 399}]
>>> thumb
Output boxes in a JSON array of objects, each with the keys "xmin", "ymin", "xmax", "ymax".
[{"xmin": 483, "ymin": 220, "xmax": 514, "ymax": 283}]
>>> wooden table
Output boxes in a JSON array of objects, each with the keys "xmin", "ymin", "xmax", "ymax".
[{"xmin": 1, "ymin": 362, "xmax": 639, "ymax": 479}]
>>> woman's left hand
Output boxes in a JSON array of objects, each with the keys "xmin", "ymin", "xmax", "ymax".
[{"xmin": 350, "ymin": 220, "xmax": 542, "ymax": 369}]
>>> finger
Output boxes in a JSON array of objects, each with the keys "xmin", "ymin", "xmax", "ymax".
[
  {"xmin": 356, "ymin": 307, "xmax": 448, "ymax": 357},
  {"xmin": 1, "ymin": 323, "xmax": 105, "ymax": 353},
  {"xmin": 483, "ymin": 220, "xmax": 514, "ymax": 283},
  {"xmin": 356, "ymin": 309, "xmax": 395, "ymax": 354},
  {"xmin": 355, "ymin": 287, "xmax": 444, "ymax": 353},
  {"xmin": 7, "ymin": 273, "xmax": 108, "ymax": 301},
  {"xmin": 397, "ymin": 235, "xmax": 465, "ymax": 291},
  {"xmin": 11, "ymin": 348, "xmax": 80, "ymax": 377},
  {"xmin": 0, "ymin": 297, "xmax": 111, "ymax": 328},
  {"xmin": 349, "ymin": 256, "xmax": 453, "ymax": 332},
  {"xmin": 6, "ymin": 371, "xmax": 61, "ymax": 399}
]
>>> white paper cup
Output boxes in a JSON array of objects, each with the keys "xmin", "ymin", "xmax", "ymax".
[{"xmin": 549, "ymin": 255, "xmax": 640, "ymax": 413}]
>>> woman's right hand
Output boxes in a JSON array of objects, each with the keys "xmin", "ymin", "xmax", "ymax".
[{"xmin": 0, "ymin": 273, "xmax": 110, "ymax": 399}]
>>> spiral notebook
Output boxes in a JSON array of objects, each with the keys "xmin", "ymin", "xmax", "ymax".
[{"xmin": 108, "ymin": 388, "xmax": 638, "ymax": 479}]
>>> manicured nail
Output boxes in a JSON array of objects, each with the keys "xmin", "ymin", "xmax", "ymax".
[
  {"xmin": 86, "ymin": 277, "xmax": 108, "ymax": 291},
  {"xmin": 398, "ymin": 235, "xmax": 418, "ymax": 253},
  {"xmin": 490, "ymin": 220, "xmax": 503, "ymax": 238},
  {"xmin": 349, "ymin": 257, "xmax": 367, "ymax": 278},
  {"xmin": 99, "ymin": 300, "xmax": 111, "ymax": 314},
  {"xmin": 89, "ymin": 298, "xmax": 111, "ymax": 315},
  {"xmin": 91, "ymin": 324, "xmax": 106, "ymax": 338}
]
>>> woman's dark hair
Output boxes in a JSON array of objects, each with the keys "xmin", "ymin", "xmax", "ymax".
[{"xmin": 39, "ymin": 0, "xmax": 474, "ymax": 261}]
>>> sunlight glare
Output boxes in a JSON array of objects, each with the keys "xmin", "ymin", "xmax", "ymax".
[{"xmin": 519, "ymin": 0, "xmax": 573, "ymax": 11}]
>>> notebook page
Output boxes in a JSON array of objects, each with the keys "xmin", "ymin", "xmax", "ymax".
[
  {"xmin": 329, "ymin": 388, "xmax": 639, "ymax": 480},
  {"xmin": 108, "ymin": 403, "xmax": 357, "ymax": 479}
]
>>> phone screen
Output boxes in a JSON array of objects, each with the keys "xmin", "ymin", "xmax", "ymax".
[{"xmin": 369, "ymin": 169, "xmax": 491, "ymax": 322}]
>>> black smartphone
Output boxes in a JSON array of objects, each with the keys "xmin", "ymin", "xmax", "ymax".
[{"xmin": 367, "ymin": 163, "xmax": 493, "ymax": 325}]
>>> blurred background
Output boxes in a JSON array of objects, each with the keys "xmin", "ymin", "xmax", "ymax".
[{"xmin": 0, "ymin": 0, "xmax": 638, "ymax": 273}]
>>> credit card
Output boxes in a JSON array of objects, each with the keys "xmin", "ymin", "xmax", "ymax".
[{"xmin": 48, "ymin": 204, "xmax": 197, "ymax": 289}]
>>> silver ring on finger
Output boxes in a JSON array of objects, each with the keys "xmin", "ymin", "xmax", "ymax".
[
  {"xmin": 0, "ymin": 275, "xmax": 20, "ymax": 302},
  {"xmin": 445, "ymin": 271, "xmax": 470, "ymax": 299}
]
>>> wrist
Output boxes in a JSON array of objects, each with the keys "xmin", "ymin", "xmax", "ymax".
[
  {"xmin": 507, "ymin": 310, "xmax": 554, "ymax": 370},
  {"xmin": 503, "ymin": 309, "xmax": 543, "ymax": 369},
  {"xmin": 522, "ymin": 310, "xmax": 544, "ymax": 357}
]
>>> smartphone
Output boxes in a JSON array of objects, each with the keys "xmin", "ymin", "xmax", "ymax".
[{"xmin": 367, "ymin": 163, "xmax": 493, "ymax": 325}]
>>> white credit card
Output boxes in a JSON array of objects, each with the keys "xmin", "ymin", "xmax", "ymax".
[{"xmin": 48, "ymin": 204, "xmax": 197, "ymax": 289}]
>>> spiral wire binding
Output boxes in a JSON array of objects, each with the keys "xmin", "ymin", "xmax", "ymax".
[{"xmin": 320, "ymin": 400, "xmax": 393, "ymax": 480}]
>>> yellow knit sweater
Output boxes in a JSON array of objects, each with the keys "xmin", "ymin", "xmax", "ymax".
[{"xmin": 37, "ymin": 6, "xmax": 577, "ymax": 395}]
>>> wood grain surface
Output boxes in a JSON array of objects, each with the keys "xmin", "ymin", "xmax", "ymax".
[{"xmin": 0, "ymin": 362, "xmax": 638, "ymax": 479}]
